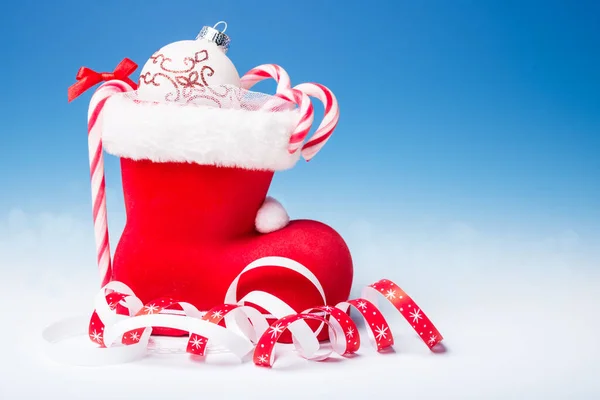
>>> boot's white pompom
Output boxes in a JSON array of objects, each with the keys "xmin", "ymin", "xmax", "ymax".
[{"xmin": 256, "ymin": 197, "xmax": 290, "ymax": 233}]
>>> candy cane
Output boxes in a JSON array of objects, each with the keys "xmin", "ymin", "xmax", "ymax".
[
  {"xmin": 87, "ymin": 80, "xmax": 135, "ymax": 286},
  {"xmin": 241, "ymin": 64, "xmax": 314, "ymax": 154},
  {"xmin": 285, "ymin": 88, "xmax": 315, "ymax": 153},
  {"xmin": 240, "ymin": 64, "xmax": 292, "ymax": 101},
  {"xmin": 241, "ymin": 65, "xmax": 340, "ymax": 159},
  {"xmin": 293, "ymin": 82, "xmax": 340, "ymax": 161}
]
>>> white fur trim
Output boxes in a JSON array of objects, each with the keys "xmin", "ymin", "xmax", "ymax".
[
  {"xmin": 255, "ymin": 197, "xmax": 290, "ymax": 233},
  {"xmin": 101, "ymin": 95, "xmax": 302, "ymax": 171}
]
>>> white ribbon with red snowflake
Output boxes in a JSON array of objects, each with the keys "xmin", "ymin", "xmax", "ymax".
[{"xmin": 43, "ymin": 256, "xmax": 444, "ymax": 368}]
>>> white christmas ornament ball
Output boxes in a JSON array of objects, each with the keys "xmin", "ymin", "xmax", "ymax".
[{"xmin": 137, "ymin": 39, "xmax": 240, "ymax": 102}]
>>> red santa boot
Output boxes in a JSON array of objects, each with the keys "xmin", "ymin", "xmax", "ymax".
[{"xmin": 95, "ymin": 24, "xmax": 353, "ymax": 340}]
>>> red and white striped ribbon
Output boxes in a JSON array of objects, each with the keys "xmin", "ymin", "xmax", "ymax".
[{"xmin": 43, "ymin": 257, "xmax": 444, "ymax": 368}]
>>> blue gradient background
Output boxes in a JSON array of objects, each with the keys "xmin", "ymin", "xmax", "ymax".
[
  {"xmin": 1, "ymin": 1, "xmax": 599, "ymax": 398},
  {"xmin": 3, "ymin": 0, "xmax": 599, "ymax": 229}
]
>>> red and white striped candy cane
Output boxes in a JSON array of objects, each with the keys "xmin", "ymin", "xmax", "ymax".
[
  {"xmin": 241, "ymin": 65, "xmax": 340, "ymax": 159},
  {"xmin": 87, "ymin": 80, "xmax": 136, "ymax": 285},
  {"xmin": 285, "ymin": 88, "xmax": 315, "ymax": 153},
  {"xmin": 240, "ymin": 64, "xmax": 293, "ymax": 101},
  {"xmin": 241, "ymin": 64, "xmax": 314, "ymax": 154},
  {"xmin": 293, "ymin": 82, "xmax": 339, "ymax": 161},
  {"xmin": 68, "ymin": 58, "xmax": 138, "ymax": 286}
]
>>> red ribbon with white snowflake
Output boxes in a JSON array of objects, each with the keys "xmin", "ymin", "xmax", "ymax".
[
  {"xmin": 43, "ymin": 257, "xmax": 443, "ymax": 368},
  {"xmin": 252, "ymin": 278, "xmax": 443, "ymax": 367}
]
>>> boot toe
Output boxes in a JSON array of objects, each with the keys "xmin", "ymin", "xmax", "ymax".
[{"xmin": 237, "ymin": 219, "xmax": 354, "ymax": 312}]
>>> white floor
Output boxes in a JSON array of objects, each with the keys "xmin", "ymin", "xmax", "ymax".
[{"xmin": 1, "ymin": 262, "xmax": 598, "ymax": 400}]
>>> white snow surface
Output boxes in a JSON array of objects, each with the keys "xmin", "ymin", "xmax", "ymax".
[{"xmin": 0, "ymin": 209, "xmax": 599, "ymax": 399}]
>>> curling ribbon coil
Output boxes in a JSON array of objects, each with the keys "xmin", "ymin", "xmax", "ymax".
[{"xmin": 43, "ymin": 257, "xmax": 443, "ymax": 368}]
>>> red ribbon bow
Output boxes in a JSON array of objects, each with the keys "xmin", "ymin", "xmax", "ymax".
[{"xmin": 68, "ymin": 57, "xmax": 138, "ymax": 102}]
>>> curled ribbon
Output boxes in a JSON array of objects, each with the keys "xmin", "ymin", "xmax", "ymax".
[
  {"xmin": 68, "ymin": 58, "xmax": 138, "ymax": 102},
  {"xmin": 43, "ymin": 257, "xmax": 444, "ymax": 368}
]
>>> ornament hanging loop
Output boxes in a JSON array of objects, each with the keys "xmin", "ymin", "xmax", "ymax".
[{"xmin": 213, "ymin": 21, "xmax": 228, "ymax": 33}]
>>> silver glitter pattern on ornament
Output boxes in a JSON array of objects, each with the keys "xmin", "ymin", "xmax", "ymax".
[{"xmin": 196, "ymin": 21, "xmax": 231, "ymax": 53}]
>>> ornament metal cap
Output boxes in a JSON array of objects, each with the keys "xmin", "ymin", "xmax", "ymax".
[{"xmin": 196, "ymin": 21, "xmax": 231, "ymax": 53}]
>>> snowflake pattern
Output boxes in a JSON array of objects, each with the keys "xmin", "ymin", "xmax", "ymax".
[
  {"xmin": 130, "ymin": 332, "xmax": 140, "ymax": 342},
  {"xmin": 211, "ymin": 310, "xmax": 224, "ymax": 320},
  {"xmin": 356, "ymin": 301, "xmax": 367, "ymax": 310},
  {"xmin": 374, "ymin": 325, "xmax": 389, "ymax": 341},
  {"xmin": 269, "ymin": 323, "xmax": 285, "ymax": 338},
  {"xmin": 257, "ymin": 354, "xmax": 269, "ymax": 364},
  {"xmin": 428, "ymin": 335, "xmax": 437, "ymax": 345},
  {"xmin": 190, "ymin": 336, "xmax": 204, "ymax": 349},
  {"xmin": 384, "ymin": 289, "xmax": 396, "ymax": 300},
  {"xmin": 409, "ymin": 308, "xmax": 423, "ymax": 323},
  {"xmin": 346, "ymin": 327, "xmax": 355, "ymax": 338},
  {"xmin": 144, "ymin": 304, "xmax": 159, "ymax": 314},
  {"xmin": 90, "ymin": 330, "xmax": 103, "ymax": 343}
]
